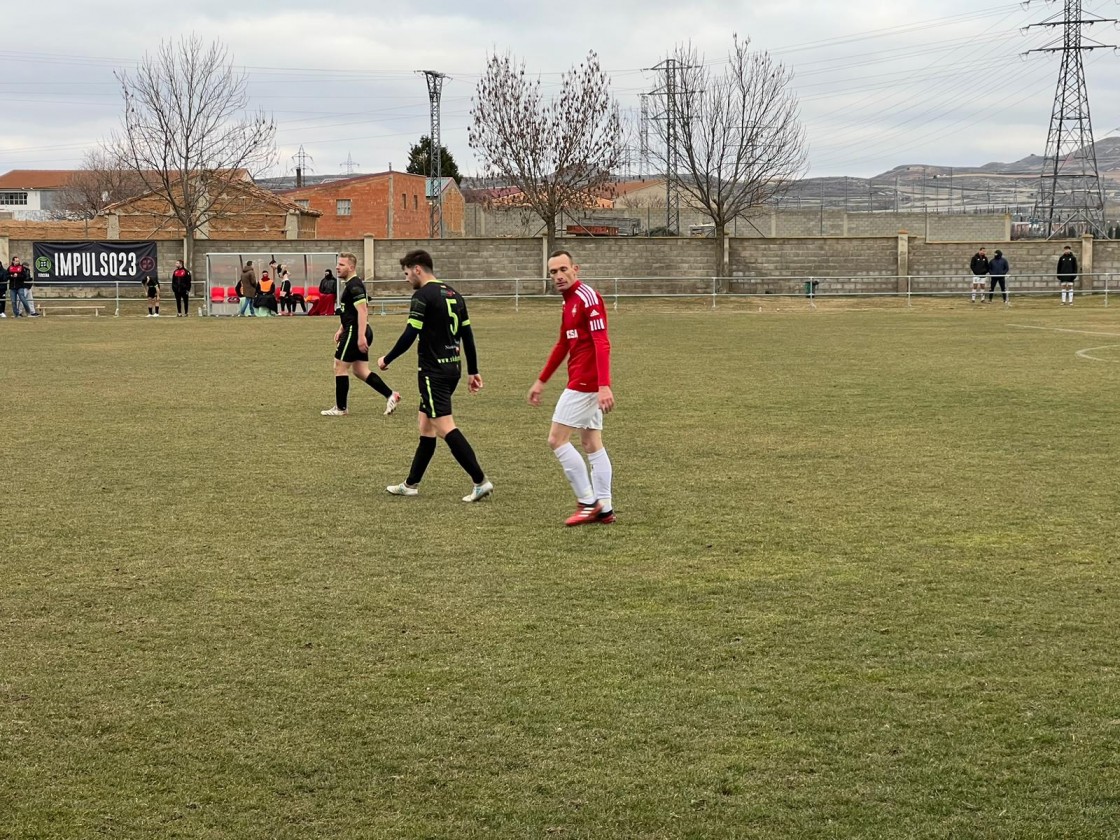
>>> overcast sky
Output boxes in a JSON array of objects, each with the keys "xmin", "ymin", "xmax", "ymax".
[{"xmin": 2, "ymin": 0, "xmax": 1117, "ymax": 180}]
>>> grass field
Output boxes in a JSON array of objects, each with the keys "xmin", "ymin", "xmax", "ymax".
[{"xmin": 2, "ymin": 299, "xmax": 1119, "ymax": 839}]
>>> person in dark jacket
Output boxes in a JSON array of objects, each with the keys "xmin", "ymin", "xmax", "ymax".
[
  {"xmin": 0, "ymin": 259, "xmax": 7, "ymax": 318},
  {"xmin": 969, "ymin": 247, "xmax": 989, "ymax": 304},
  {"xmin": 171, "ymin": 259, "xmax": 193, "ymax": 316},
  {"xmin": 319, "ymin": 269, "xmax": 337, "ymax": 297},
  {"xmin": 988, "ymin": 250, "xmax": 1010, "ymax": 304},
  {"xmin": 238, "ymin": 261, "xmax": 259, "ymax": 316},
  {"xmin": 6, "ymin": 257, "xmax": 37, "ymax": 316},
  {"xmin": 1057, "ymin": 245, "xmax": 1078, "ymax": 306}
]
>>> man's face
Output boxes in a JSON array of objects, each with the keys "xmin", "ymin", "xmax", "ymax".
[
  {"xmin": 403, "ymin": 264, "xmax": 423, "ymax": 289},
  {"xmin": 11, "ymin": 258, "xmax": 20, "ymax": 266},
  {"xmin": 175, "ymin": 261, "xmax": 183, "ymax": 268},
  {"xmin": 336, "ymin": 258, "xmax": 354, "ymax": 279},
  {"xmin": 978, "ymin": 249, "xmax": 985, "ymax": 257},
  {"xmin": 548, "ymin": 255, "xmax": 579, "ymax": 292}
]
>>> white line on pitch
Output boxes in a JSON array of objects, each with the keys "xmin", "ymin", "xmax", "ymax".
[{"xmin": 1008, "ymin": 324, "xmax": 1120, "ymax": 338}]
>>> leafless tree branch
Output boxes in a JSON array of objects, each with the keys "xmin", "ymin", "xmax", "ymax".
[
  {"xmin": 650, "ymin": 36, "xmax": 807, "ymax": 275},
  {"xmin": 110, "ymin": 34, "xmax": 276, "ymax": 263},
  {"xmin": 468, "ymin": 51, "xmax": 624, "ymax": 253}
]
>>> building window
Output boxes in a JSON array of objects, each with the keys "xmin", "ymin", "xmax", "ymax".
[
  {"xmin": 413, "ymin": 194, "xmax": 418, "ymax": 210},
  {"xmin": 402, "ymin": 193, "xmax": 407, "ymax": 209},
  {"xmin": 336, "ymin": 199, "xmax": 351, "ymax": 216},
  {"xmin": 295, "ymin": 199, "xmax": 310, "ymax": 209},
  {"xmin": 0, "ymin": 191, "xmax": 28, "ymax": 205}
]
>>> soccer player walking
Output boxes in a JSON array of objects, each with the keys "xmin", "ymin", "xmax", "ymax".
[
  {"xmin": 320, "ymin": 252, "xmax": 401, "ymax": 417},
  {"xmin": 379, "ymin": 249, "xmax": 493, "ymax": 503},
  {"xmin": 527, "ymin": 250, "xmax": 616, "ymax": 526}
]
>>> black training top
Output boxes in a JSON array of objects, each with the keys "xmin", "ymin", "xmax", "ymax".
[
  {"xmin": 337, "ymin": 275, "xmax": 367, "ymax": 329},
  {"xmin": 383, "ymin": 280, "xmax": 478, "ymax": 376},
  {"xmin": 143, "ymin": 276, "xmax": 159, "ymax": 291}
]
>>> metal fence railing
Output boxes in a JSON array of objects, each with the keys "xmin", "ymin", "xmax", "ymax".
[{"xmin": 27, "ymin": 273, "xmax": 1120, "ymax": 316}]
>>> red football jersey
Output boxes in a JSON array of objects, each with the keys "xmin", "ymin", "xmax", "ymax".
[{"xmin": 539, "ymin": 280, "xmax": 611, "ymax": 393}]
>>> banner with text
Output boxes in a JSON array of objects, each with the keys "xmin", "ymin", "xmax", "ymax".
[{"xmin": 32, "ymin": 241, "xmax": 158, "ymax": 285}]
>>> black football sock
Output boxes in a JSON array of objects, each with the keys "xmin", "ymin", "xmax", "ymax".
[
  {"xmin": 335, "ymin": 375, "xmax": 349, "ymax": 411},
  {"xmin": 445, "ymin": 428, "xmax": 485, "ymax": 485},
  {"xmin": 155, "ymin": 306, "xmax": 159, "ymax": 315},
  {"xmin": 407, "ymin": 436, "xmax": 438, "ymax": 486},
  {"xmin": 363, "ymin": 371, "xmax": 393, "ymax": 399}
]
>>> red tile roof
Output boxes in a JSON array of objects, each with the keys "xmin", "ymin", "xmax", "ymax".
[{"xmin": 0, "ymin": 170, "xmax": 77, "ymax": 190}]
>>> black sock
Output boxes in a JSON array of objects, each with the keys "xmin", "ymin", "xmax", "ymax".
[
  {"xmin": 363, "ymin": 371, "xmax": 393, "ymax": 399},
  {"xmin": 148, "ymin": 306, "xmax": 153, "ymax": 314},
  {"xmin": 407, "ymin": 436, "xmax": 438, "ymax": 486},
  {"xmin": 155, "ymin": 306, "xmax": 159, "ymax": 315},
  {"xmin": 445, "ymin": 428, "xmax": 485, "ymax": 485},
  {"xmin": 335, "ymin": 375, "xmax": 349, "ymax": 411}
]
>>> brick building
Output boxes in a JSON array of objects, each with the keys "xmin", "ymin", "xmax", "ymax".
[{"xmin": 280, "ymin": 171, "xmax": 466, "ymax": 239}]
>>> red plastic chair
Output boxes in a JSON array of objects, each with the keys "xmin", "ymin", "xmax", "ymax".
[
  {"xmin": 209, "ymin": 287, "xmax": 225, "ymax": 303},
  {"xmin": 226, "ymin": 286, "xmax": 239, "ymax": 301},
  {"xmin": 292, "ymin": 287, "xmax": 305, "ymax": 297}
]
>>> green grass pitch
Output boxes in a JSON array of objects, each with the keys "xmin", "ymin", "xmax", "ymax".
[{"xmin": 2, "ymin": 299, "xmax": 1119, "ymax": 838}]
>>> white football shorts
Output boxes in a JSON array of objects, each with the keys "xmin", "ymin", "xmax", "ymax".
[{"xmin": 552, "ymin": 388, "xmax": 603, "ymax": 430}]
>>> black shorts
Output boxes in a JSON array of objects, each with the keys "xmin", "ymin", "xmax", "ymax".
[
  {"xmin": 335, "ymin": 324, "xmax": 374, "ymax": 363},
  {"xmin": 146, "ymin": 288, "xmax": 159, "ymax": 299},
  {"xmin": 418, "ymin": 372, "xmax": 459, "ymax": 419}
]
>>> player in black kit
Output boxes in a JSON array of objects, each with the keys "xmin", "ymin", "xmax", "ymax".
[
  {"xmin": 320, "ymin": 252, "xmax": 401, "ymax": 417},
  {"xmin": 378, "ymin": 249, "xmax": 493, "ymax": 502},
  {"xmin": 142, "ymin": 274, "xmax": 160, "ymax": 317}
]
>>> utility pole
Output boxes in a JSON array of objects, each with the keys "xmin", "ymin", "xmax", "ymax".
[
  {"xmin": 639, "ymin": 93, "xmax": 650, "ymax": 181},
  {"xmin": 291, "ymin": 145, "xmax": 313, "ymax": 189},
  {"xmin": 648, "ymin": 57, "xmax": 696, "ymax": 235},
  {"xmin": 418, "ymin": 70, "xmax": 450, "ymax": 238},
  {"xmin": 1025, "ymin": 0, "xmax": 1114, "ymax": 237},
  {"xmin": 340, "ymin": 153, "xmax": 360, "ymax": 176}
]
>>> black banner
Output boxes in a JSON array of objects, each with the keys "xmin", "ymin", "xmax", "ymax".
[{"xmin": 32, "ymin": 241, "xmax": 158, "ymax": 285}]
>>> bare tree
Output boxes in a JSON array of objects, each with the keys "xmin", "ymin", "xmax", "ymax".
[
  {"xmin": 469, "ymin": 51, "xmax": 625, "ymax": 254},
  {"xmin": 650, "ymin": 37, "xmax": 807, "ymax": 278},
  {"xmin": 112, "ymin": 34, "xmax": 276, "ymax": 264},
  {"xmin": 48, "ymin": 148, "xmax": 147, "ymax": 220}
]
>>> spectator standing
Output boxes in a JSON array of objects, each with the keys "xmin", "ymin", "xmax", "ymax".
[
  {"xmin": 1057, "ymin": 245, "xmax": 1078, "ymax": 306},
  {"xmin": 171, "ymin": 259, "xmax": 192, "ymax": 317},
  {"xmin": 0, "ymin": 258, "xmax": 7, "ymax": 318},
  {"xmin": 6, "ymin": 257, "xmax": 38, "ymax": 317},
  {"xmin": 988, "ymin": 250, "xmax": 1010, "ymax": 304},
  {"xmin": 969, "ymin": 247, "xmax": 989, "ymax": 304},
  {"xmin": 238, "ymin": 261, "xmax": 259, "ymax": 317}
]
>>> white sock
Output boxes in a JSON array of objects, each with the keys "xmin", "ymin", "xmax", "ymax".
[
  {"xmin": 587, "ymin": 447, "xmax": 613, "ymax": 512},
  {"xmin": 554, "ymin": 443, "xmax": 594, "ymax": 505}
]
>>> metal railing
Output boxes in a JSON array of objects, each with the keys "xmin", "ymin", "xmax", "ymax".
[{"xmin": 25, "ymin": 273, "xmax": 1120, "ymax": 316}]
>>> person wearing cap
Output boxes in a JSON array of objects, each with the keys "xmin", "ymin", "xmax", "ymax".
[
  {"xmin": 987, "ymin": 249, "xmax": 1010, "ymax": 304},
  {"xmin": 1057, "ymin": 245, "xmax": 1078, "ymax": 306}
]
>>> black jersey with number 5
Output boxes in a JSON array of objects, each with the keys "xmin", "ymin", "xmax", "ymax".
[{"xmin": 407, "ymin": 281, "xmax": 469, "ymax": 376}]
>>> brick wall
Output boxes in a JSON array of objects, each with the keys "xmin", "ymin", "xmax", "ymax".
[
  {"xmin": 462, "ymin": 205, "xmax": 1010, "ymax": 241},
  {"xmin": 283, "ymin": 173, "xmax": 430, "ymax": 239},
  {"xmin": 8, "ymin": 232, "xmax": 1120, "ymax": 298}
]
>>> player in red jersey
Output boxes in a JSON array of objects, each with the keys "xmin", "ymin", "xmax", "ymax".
[{"xmin": 527, "ymin": 250, "xmax": 616, "ymax": 525}]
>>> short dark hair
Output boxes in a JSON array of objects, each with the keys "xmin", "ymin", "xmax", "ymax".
[
  {"xmin": 400, "ymin": 249, "xmax": 434, "ymax": 271},
  {"xmin": 549, "ymin": 249, "xmax": 574, "ymax": 263}
]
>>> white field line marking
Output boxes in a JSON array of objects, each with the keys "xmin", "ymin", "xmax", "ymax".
[
  {"xmin": 1008, "ymin": 324, "xmax": 1120, "ymax": 338},
  {"xmin": 1075, "ymin": 345, "xmax": 1120, "ymax": 362}
]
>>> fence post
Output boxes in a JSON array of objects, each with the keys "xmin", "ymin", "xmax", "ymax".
[
  {"xmin": 712, "ymin": 277, "xmax": 717, "ymax": 309},
  {"xmin": 906, "ymin": 275, "xmax": 912, "ymax": 308},
  {"xmin": 514, "ymin": 277, "xmax": 519, "ymax": 313},
  {"xmin": 614, "ymin": 278, "xmax": 619, "ymax": 312},
  {"xmin": 1106, "ymin": 273, "xmax": 1110, "ymax": 308},
  {"xmin": 114, "ymin": 280, "xmax": 121, "ymax": 317}
]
